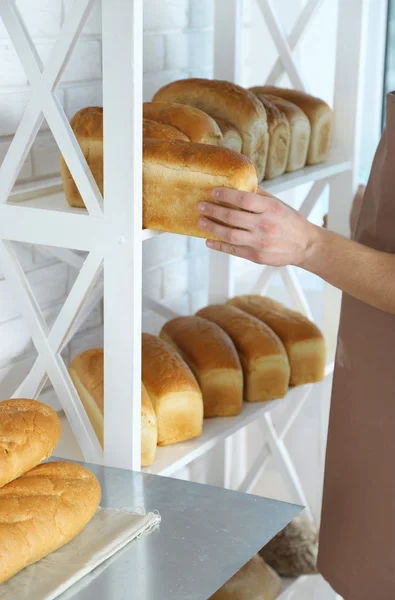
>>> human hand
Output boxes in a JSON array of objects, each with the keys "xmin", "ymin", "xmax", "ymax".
[{"xmin": 197, "ymin": 187, "xmax": 323, "ymax": 269}]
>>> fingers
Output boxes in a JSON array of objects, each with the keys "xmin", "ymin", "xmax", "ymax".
[
  {"xmin": 211, "ymin": 188, "xmax": 268, "ymax": 213},
  {"xmin": 198, "ymin": 217, "xmax": 252, "ymax": 246},
  {"xmin": 206, "ymin": 239, "xmax": 255, "ymax": 261},
  {"xmin": 198, "ymin": 202, "xmax": 254, "ymax": 230}
]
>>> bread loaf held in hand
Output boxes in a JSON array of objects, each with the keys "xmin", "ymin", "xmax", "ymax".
[
  {"xmin": 152, "ymin": 78, "xmax": 269, "ymax": 181},
  {"xmin": 142, "ymin": 333, "xmax": 203, "ymax": 446},
  {"xmin": 160, "ymin": 316, "xmax": 243, "ymax": 417},
  {"xmin": 0, "ymin": 461, "xmax": 101, "ymax": 584},
  {"xmin": 0, "ymin": 398, "xmax": 61, "ymax": 488},
  {"xmin": 196, "ymin": 305, "xmax": 290, "ymax": 402},
  {"xmin": 227, "ymin": 295, "xmax": 326, "ymax": 385},
  {"xmin": 69, "ymin": 349, "xmax": 157, "ymax": 467}
]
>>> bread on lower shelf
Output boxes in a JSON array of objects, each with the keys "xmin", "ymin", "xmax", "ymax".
[
  {"xmin": 160, "ymin": 316, "xmax": 243, "ymax": 417},
  {"xmin": 142, "ymin": 138, "xmax": 258, "ymax": 238},
  {"xmin": 249, "ymin": 86, "xmax": 333, "ymax": 165},
  {"xmin": 214, "ymin": 118, "xmax": 243, "ymax": 153},
  {"xmin": 196, "ymin": 305, "xmax": 290, "ymax": 402},
  {"xmin": 142, "ymin": 333, "xmax": 203, "ymax": 446},
  {"xmin": 152, "ymin": 77, "xmax": 269, "ymax": 181},
  {"xmin": 0, "ymin": 461, "xmax": 101, "ymax": 585},
  {"xmin": 210, "ymin": 554, "xmax": 282, "ymax": 600},
  {"xmin": 143, "ymin": 118, "xmax": 190, "ymax": 141},
  {"xmin": 227, "ymin": 296, "xmax": 326, "ymax": 386},
  {"xmin": 259, "ymin": 94, "xmax": 311, "ymax": 173},
  {"xmin": 69, "ymin": 349, "xmax": 158, "ymax": 467},
  {"xmin": 0, "ymin": 398, "xmax": 61, "ymax": 488},
  {"xmin": 253, "ymin": 94, "xmax": 291, "ymax": 180},
  {"xmin": 143, "ymin": 101, "xmax": 223, "ymax": 145}
]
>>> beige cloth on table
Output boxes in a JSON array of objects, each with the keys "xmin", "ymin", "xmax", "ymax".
[
  {"xmin": 0, "ymin": 507, "xmax": 161, "ymax": 600},
  {"xmin": 319, "ymin": 92, "xmax": 395, "ymax": 599}
]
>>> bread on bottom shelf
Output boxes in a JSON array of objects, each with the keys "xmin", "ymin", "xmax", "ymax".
[
  {"xmin": 160, "ymin": 316, "xmax": 243, "ymax": 417},
  {"xmin": 69, "ymin": 349, "xmax": 157, "ymax": 467},
  {"xmin": 0, "ymin": 461, "xmax": 101, "ymax": 585},
  {"xmin": 142, "ymin": 333, "xmax": 203, "ymax": 446},
  {"xmin": 0, "ymin": 398, "xmax": 61, "ymax": 488},
  {"xmin": 227, "ymin": 296, "xmax": 326, "ymax": 386},
  {"xmin": 249, "ymin": 86, "xmax": 333, "ymax": 165},
  {"xmin": 263, "ymin": 94, "xmax": 311, "ymax": 172},
  {"xmin": 196, "ymin": 305, "xmax": 290, "ymax": 402},
  {"xmin": 254, "ymin": 94, "xmax": 291, "ymax": 180},
  {"xmin": 143, "ymin": 118, "xmax": 190, "ymax": 141},
  {"xmin": 210, "ymin": 554, "xmax": 282, "ymax": 600},
  {"xmin": 143, "ymin": 101, "xmax": 223, "ymax": 145},
  {"xmin": 142, "ymin": 138, "xmax": 258, "ymax": 238},
  {"xmin": 152, "ymin": 77, "xmax": 269, "ymax": 181},
  {"xmin": 214, "ymin": 118, "xmax": 243, "ymax": 153}
]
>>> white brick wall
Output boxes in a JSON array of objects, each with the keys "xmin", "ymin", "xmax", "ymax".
[{"xmin": 0, "ymin": 0, "xmax": 214, "ymax": 403}]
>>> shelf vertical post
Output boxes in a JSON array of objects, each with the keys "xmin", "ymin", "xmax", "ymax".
[{"xmin": 102, "ymin": 0, "xmax": 143, "ymax": 469}]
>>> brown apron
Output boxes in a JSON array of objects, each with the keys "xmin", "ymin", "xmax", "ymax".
[{"xmin": 318, "ymin": 91, "xmax": 395, "ymax": 599}]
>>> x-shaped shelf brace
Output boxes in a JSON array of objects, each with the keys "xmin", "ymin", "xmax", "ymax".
[{"xmin": 0, "ymin": 0, "xmax": 104, "ymax": 462}]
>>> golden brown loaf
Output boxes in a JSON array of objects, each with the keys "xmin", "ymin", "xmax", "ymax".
[
  {"xmin": 210, "ymin": 554, "xmax": 282, "ymax": 600},
  {"xmin": 254, "ymin": 94, "xmax": 291, "ymax": 180},
  {"xmin": 215, "ymin": 118, "xmax": 243, "ymax": 153},
  {"xmin": 142, "ymin": 333, "xmax": 203, "ymax": 446},
  {"xmin": 196, "ymin": 305, "xmax": 290, "ymax": 402},
  {"xmin": 264, "ymin": 94, "xmax": 311, "ymax": 172},
  {"xmin": 143, "ymin": 101, "xmax": 223, "ymax": 145},
  {"xmin": 227, "ymin": 295, "xmax": 326, "ymax": 385},
  {"xmin": 249, "ymin": 86, "xmax": 333, "ymax": 165},
  {"xmin": 143, "ymin": 118, "xmax": 190, "ymax": 141},
  {"xmin": 0, "ymin": 398, "xmax": 61, "ymax": 488},
  {"xmin": 69, "ymin": 349, "xmax": 157, "ymax": 466},
  {"xmin": 153, "ymin": 78, "xmax": 269, "ymax": 181},
  {"xmin": 160, "ymin": 316, "xmax": 243, "ymax": 418},
  {"xmin": 0, "ymin": 461, "xmax": 101, "ymax": 584},
  {"xmin": 143, "ymin": 138, "xmax": 258, "ymax": 238}
]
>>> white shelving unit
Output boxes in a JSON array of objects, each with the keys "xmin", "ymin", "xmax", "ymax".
[{"xmin": 0, "ymin": 1, "xmax": 368, "ymax": 598}]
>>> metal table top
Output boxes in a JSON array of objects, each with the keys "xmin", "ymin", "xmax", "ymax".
[{"xmin": 57, "ymin": 462, "xmax": 301, "ymax": 600}]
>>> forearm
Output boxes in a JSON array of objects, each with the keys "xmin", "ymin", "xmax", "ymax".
[{"xmin": 303, "ymin": 227, "xmax": 395, "ymax": 315}]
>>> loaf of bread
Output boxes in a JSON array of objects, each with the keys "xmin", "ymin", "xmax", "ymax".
[
  {"xmin": 210, "ymin": 554, "xmax": 282, "ymax": 600},
  {"xmin": 160, "ymin": 316, "xmax": 243, "ymax": 418},
  {"xmin": 254, "ymin": 94, "xmax": 290, "ymax": 179},
  {"xmin": 0, "ymin": 461, "xmax": 101, "ymax": 584},
  {"xmin": 143, "ymin": 101, "xmax": 223, "ymax": 145},
  {"xmin": 227, "ymin": 296, "xmax": 326, "ymax": 385},
  {"xmin": 215, "ymin": 118, "xmax": 242, "ymax": 153},
  {"xmin": 0, "ymin": 398, "xmax": 61, "ymax": 488},
  {"xmin": 196, "ymin": 305, "xmax": 290, "ymax": 402},
  {"xmin": 264, "ymin": 94, "xmax": 311, "ymax": 172},
  {"xmin": 143, "ymin": 118, "xmax": 190, "ymax": 141},
  {"xmin": 153, "ymin": 78, "xmax": 269, "ymax": 181},
  {"xmin": 143, "ymin": 138, "xmax": 258, "ymax": 238},
  {"xmin": 69, "ymin": 349, "xmax": 157, "ymax": 466},
  {"xmin": 142, "ymin": 333, "xmax": 203, "ymax": 446},
  {"xmin": 249, "ymin": 86, "xmax": 333, "ymax": 165}
]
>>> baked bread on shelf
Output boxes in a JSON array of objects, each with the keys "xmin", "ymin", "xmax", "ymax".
[
  {"xmin": 142, "ymin": 138, "xmax": 258, "ymax": 238},
  {"xmin": 253, "ymin": 94, "xmax": 291, "ymax": 180},
  {"xmin": 152, "ymin": 77, "xmax": 270, "ymax": 181},
  {"xmin": 196, "ymin": 304, "xmax": 290, "ymax": 402},
  {"xmin": 160, "ymin": 316, "xmax": 243, "ymax": 417},
  {"xmin": 0, "ymin": 461, "xmax": 101, "ymax": 585},
  {"xmin": 210, "ymin": 554, "xmax": 282, "ymax": 600},
  {"xmin": 142, "ymin": 333, "xmax": 204, "ymax": 446},
  {"xmin": 69, "ymin": 348, "xmax": 157, "ymax": 467},
  {"xmin": 227, "ymin": 295, "xmax": 326, "ymax": 386},
  {"xmin": 143, "ymin": 118, "xmax": 190, "ymax": 141},
  {"xmin": 0, "ymin": 398, "xmax": 61, "ymax": 488},
  {"xmin": 213, "ymin": 117, "xmax": 243, "ymax": 153},
  {"xmin": 249, "ymin": 86, "xmax": 333, "ymax": 165},
  {"xmin": 143, "ymin": 101, "xmax": 223, "ymax": 145}
]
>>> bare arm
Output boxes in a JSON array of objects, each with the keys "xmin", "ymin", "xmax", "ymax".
[{"xmin": 198, "ymin": 186, "xmax": 395, "ymax": 315}]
